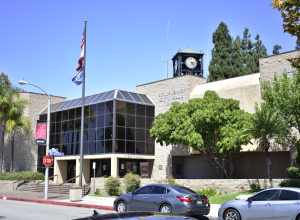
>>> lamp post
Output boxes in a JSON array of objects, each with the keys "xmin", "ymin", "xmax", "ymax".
[{"xmin": 18, "ymin": 80, "xmax": 51, "ymax": 200}]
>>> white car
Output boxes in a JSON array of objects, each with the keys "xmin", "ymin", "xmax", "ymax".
[{"xmin": 218, "ymin": 187, "xmax": 300, "ymax": 220}]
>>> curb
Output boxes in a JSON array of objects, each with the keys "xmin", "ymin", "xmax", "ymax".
[{"xmin": 0, "ymin": 196, "xmax": 114, "ymax": 211}]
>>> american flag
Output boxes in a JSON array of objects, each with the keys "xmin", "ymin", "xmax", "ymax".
[{"xmin": 72, "ymin": 33, "xmax": 85, "ymax": 85}]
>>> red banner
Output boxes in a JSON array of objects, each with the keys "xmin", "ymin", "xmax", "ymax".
[{"xmin": 35, "ymin": 122, "xmax": 47, "ymax": 143}]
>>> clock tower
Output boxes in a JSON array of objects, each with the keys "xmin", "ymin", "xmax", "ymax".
[{"xmin": 172, "ymin": 48, "xmax": 204, "ymax": 77}]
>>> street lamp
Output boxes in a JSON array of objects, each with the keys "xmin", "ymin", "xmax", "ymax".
[{"xmin": 18, "ymin": 80, "xmax": 51, "ymax": 200}]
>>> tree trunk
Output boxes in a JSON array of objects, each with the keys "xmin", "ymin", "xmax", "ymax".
[
  {"xmin": 10, "ymin": 131, "xmax": 15, "ymax": 172},
  {"xmin": 266, "ymin": 151, "xmax": 273, "ymax": 187},
  {"xmin": 0, "ymin": 124, "xmax": 5, "ymax": 173}
]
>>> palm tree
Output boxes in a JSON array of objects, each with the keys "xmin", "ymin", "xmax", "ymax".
[
  {"xmin": 6, "ymin": 114, "xmax": 31, "ymax": 172},
  {"xmin": 248, "ymin": 103, "xmax": 288, "ymax": 185},
  {"xmin": 0, "ymin": 73, "xmax": 16, "ymax": 172}
]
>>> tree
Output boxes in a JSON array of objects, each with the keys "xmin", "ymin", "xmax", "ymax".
[
  {"xmin": 208, "ymin": 24, "xmax": 268, "ymax": 81},
  {"xmin": 208, "ymin": 22, "xmax": 234, "ymax": 82},
  {"xmin": 273, "ymin": 0, "xmax": 300, "ymax": 67},
  {"xmin": 6, "ymin": 99, "xmax": 31, "ymax": 171},
  {"xmin": 150, "ymin": 91, "xmax": 252, "ymax": 177},
  {"xmin": 0, "ymin": 73, "xmax": 15, "ymax": 172},
  {"xmin": 253, "ymin": 34, "xmax": 268, "ymax": 72},
  {"xmin": 0, "ymin": 73, "xmax": 28, "ymax": 172},
  {"xmin": 262, "ymin": 72, "xmax": 300, "ymax": 164},
  {"xmin": 273, "ymin": 0, "xmax": 300, "ymax": 48},
  {"xmin": 231, "ymin": 36, "xmax": 246, "ymax": 76},
  {"xmin": 248, "ymin": 103, "xmax": 288, "ymax": 184},
  {"xmin": 273, "ymin": 44, "xmax": 283, "ymax": 55}
]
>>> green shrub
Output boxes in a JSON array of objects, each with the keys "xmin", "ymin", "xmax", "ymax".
[
  {"xmin": 280, "ymin": 179, "xmax": 300, "ymax": 187},
  {"xmin": 104, "ymin": 177, "xmax": 120, "ymax": 196},
  {"xmin": 249, "ymin": 182, "xmax": 261, "ymax": 193},
  {"xmin": 197, "ymin": 188, "xmax": 218, "ymax": 197},
  {"xmin": 167, "ymin": 178, "xmax": 176, "ymax": 185},
  {"xmin": 287, "ymin": 166, "xmax": 300, "ymax": 178},
  {"xmin": 124, "ymin": 173, "xmax": 140, "ymax": 193},
  {"xmin": 0, "ymin": 171, "xmax": 44, "ymax": 181}
]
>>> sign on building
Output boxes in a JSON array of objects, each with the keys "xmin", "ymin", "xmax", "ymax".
[{"xmin": 35, "ymin": 122, "xmax": 47, "ymax": 145}]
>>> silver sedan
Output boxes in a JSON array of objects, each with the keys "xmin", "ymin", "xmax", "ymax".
[{"xmin": 218, "ymin": 187, "xmax": 300, "ymax": 220}]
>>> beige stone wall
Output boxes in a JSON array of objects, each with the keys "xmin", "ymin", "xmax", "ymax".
[
  {"xmin": 3, "ymin": 92, "xmax": 65, "ymax": 172},
  {"xmin": 190, "ymin": 73, "xmax": 262, "ymax": 113},
  {"xmin": 260, "ymin": 50, "xmax": 300, "ymax": 82},
  {"xmin": 92, "ymin": 177, "xmax": 284, "ymax": 194},
  {"xmin": 136, "ymin": 75, "xmax": 206, "ymax": 179}
]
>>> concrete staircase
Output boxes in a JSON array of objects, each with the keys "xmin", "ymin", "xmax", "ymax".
[{"xmin": 17, "ymin": 182, "xmax": 90, "ymax": 195}]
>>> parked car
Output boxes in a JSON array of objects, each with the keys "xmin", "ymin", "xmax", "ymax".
[
  {"xmin": 218, "ymin": 187, "xmax": 300, "ymax": 220},
  {"xmin": 74, "ymin": 211, "xmax": 198, "ymax": 220},
  {"xmin": 113, "ymin": 184, "xmax": 210, "ymax": 216}
]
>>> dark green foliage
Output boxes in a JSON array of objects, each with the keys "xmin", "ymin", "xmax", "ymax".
[
  {"xmin": 249, "ymin": 183, "xmax": 261, "ymax": 193},
  {"xmin": 272, "ymin": 44, "xmax": 282, "ymax": 55},
  {"xmin": 150, "ymin": 91, "xmax": 252, "ymax": 177},
  {"xmin": 104, "ymin": 177, "xmax": 120, "ymax": 196},
  {"xmin": 287, "ymin": 166, "xmax": 300, "ymax": 178},
  {"xmin": 208, "ymin": 22, "xmax": 234, "ymax": 82},
  {"xmin": 0, "ymin": 171, "xmax": 44, "ymax": 181},
  {"xmin": 280, "ymin": 179, "xmax": 300, "ymax": 187},
  {"xmin": 123, "ymin": 173, "xmax": 140, "ymax": 193},
  {"xmin": 197, "ymin": 188, "xmax": 218, "ymax": 197},
  {"xmin": 208, "ymin": 24, "xmax": 268, "ymax": 82}
]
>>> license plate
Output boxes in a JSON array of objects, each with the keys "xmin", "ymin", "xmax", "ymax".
[{"xmin": 197, "ymin": 200, "xmax": 202, "ymax": 205}]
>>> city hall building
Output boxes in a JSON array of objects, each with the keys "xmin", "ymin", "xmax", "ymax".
[{"xmin": 35, "ymin": 49, "xmax": 299, "ymax": 184}]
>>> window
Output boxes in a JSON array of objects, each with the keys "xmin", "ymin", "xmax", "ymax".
[
  {"xmin": 126, "ymin": 103, "xmax": 135, "ymax": 115},
  {"xmin": 116, "ymin": 114, "xmax": 125, "ymax": 126},
  {"xmin": 151, "ymin": 186, "xmax": 166, "ymax": 195},
  {"xmin": 251, "ymin": 190, "xmax": 280, "ymax": 201},
  {"xmin": 279, "ymin": 190, "xmax": 300, "ymax": 200},
  {"xmin": 96, "ymin": 115, "xmax": 105, "ymax": 128},
  {"xmin": 116, "ymin": 127, "xmax": 125, "ymax": 139},
  {"xmin": 172, "ymin": 186, "xmax": 196, "ymax": 194},
  {"xmin": 116, "ymin": 140, "xmax": 125, "ymax": 153},
  {"xmin": 136, "ymin": 105, "xmax": 145, "ymax": 116},
  {"xmin": 135, "ymin": 186, "xmax": 152, "ymax": 194}
]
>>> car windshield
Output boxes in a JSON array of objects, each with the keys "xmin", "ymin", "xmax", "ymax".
[{"xmin": 171, "ymin": 186, "xmax": 196, "ymax": 194}]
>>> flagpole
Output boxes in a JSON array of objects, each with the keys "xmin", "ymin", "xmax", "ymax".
[{"xmin": 79, "ymin": 20, "xmax": 87, "ymax": 188}]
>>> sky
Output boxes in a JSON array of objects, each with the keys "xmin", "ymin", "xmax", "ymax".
[{"xmin": 0, "ymin": 0, "xmax": 297, "ymax": 99}]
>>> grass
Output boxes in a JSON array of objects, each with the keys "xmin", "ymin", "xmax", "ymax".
[{"xmin": 207, "ymin": 192, "xmax": 252, "ymax": 204}]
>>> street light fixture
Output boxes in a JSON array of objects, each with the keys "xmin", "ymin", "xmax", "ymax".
[{"xmin": 18, "ymin": 80, "xmax": 51, "ymax": 200}]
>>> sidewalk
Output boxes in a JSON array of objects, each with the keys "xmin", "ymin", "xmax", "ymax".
[{"xmin": 0, "ymin": 191, "xmax": 220, "ymax": 218}]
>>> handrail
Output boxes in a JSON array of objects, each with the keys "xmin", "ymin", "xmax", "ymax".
[{"xmin": 59, "ymin": 175, "xmax": 80, "ymax": 186}]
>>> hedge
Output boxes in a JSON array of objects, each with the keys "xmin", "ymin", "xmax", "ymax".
[
  {"xmin": 0, "ymin": 171, "xmax": 44, "ymax": 181},
  {"xmin": 123, "ymin": 173, "xmax": 140, "ymax": 193}
]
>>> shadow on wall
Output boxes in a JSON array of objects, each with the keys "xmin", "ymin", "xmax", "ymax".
[{"xmin": 3, "ymin": 130, "xmax": 36, "ymax": 172}]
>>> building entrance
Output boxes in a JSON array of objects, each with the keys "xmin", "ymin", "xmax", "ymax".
[{"xmin": 67, "ymin": 160, "xmax": 76, "ymax": 183}]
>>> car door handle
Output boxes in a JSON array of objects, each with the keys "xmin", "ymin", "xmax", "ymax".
[
  {"xmin": 143, "ymin": 196, "xmax": 149, "ymax": 199},
  {"xmin": 265, "ymin": 203, "xmax": 271, "ymax": 207}
]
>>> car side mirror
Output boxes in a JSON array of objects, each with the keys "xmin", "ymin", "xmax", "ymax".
[{"xmin": 247, "ymin": 197, "xmax": 253, "ymax": 203}]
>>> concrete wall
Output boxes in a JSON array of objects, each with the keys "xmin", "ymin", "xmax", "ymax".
[
  {"xmin": 190, "ymin": 73, "xmax": 261, "ymax": 113},
  {"xmin": 3, "ymin": 92, "xmax": 65, "ymax": 172},
  {"xmin": 92, "ymin": 177, "xmax": 284, "ymax": 194},
  {"xmin": 260, "ymin": 50, "xmax": 300, "ymax": 82},
  {"xmin": 136, "ymin": 75, "xmax": 206, "ymax": 179},
  {"xmin": 173, "ymin": 152, "xmax": 290, "ymax": 179}
]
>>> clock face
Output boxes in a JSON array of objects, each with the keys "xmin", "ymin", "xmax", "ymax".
[{"xmin": 185, "ymin": 57, "xmax": 198, "ymax": 69}]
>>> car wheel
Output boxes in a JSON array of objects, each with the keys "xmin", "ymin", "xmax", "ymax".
[
  {"xmin": 296, "ymin": 214, "xmax": 300, "ymax": 220},
  {"xmin": 223, "ymin": 208, "xmax": 241, "ymax": 220},
  {"xmin": 159, "ymin": 203, "xmax": 172, "ymax": 214},
  {"xmin": 116, "ymin": 201, "xmax": 127, "ymax": 213}
]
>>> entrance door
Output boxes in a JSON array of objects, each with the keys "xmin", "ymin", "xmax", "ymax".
[{"xmin": 67, "ymin": 160, "xmax": 76, "ymax": 183}]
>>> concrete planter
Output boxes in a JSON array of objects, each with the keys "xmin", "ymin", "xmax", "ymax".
[{"xmin": 69, "ymin": 187, "xmax": 82, "ymax": 202}]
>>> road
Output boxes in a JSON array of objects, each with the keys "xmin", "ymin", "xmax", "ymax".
[
  {"xmin": 0, "ymin": 200, "xmax": 217, "ymax": 220},
  {"xmin": 0, "ymin": 200, "xmax": 108, "ymax": 220}
]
